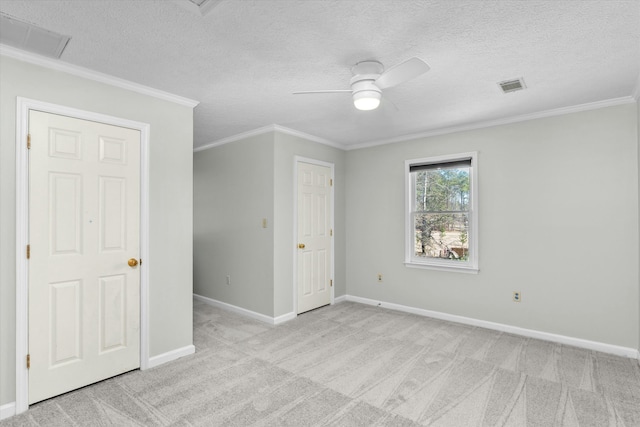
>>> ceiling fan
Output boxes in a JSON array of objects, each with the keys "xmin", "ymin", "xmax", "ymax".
[{"xmin": 294, "ymin": 57, "xmax": 430, "ymax": 111}]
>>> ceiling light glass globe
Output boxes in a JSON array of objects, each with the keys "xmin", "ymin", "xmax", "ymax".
[{"xmin": 353, "ymin": 91, "xmax": 381, "ymax": 111}]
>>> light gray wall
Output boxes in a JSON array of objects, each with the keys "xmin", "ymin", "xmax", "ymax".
[
  {"xmin": 193, "ymin": 134, "xmax": 275, "ymax": 316},
  {"xmin": 0, "ymin": 56, "xmax": 194, "ymax": 406},
  {"xmin": 193, "ymin": 131, "xmax": 346, "ymax": 318},
  {"xmin": 273, "ymin": 133, "xmax": 346, "ymax": 317},
  {"xmin": 345, "ymin": 104, "xmax": 639, "ymax": 349}
]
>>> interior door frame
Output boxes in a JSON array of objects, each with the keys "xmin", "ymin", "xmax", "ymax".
[
  {"xmin": 292, "ymin": 156, "xmax": 335, "ymax": 315},
  {"xmin": 14, "ymin": 97, "xmax": 151, "ymax": 414}
]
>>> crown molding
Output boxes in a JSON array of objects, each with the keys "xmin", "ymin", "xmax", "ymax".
[
  {"xmin": 194, "ymin": 124, "xmax": 345, "ymax": 152},
  {"xmin": 272, "ymin": 124, "xmax": 345, "ymax": 150},
  {"xmin": 193, "ymin": 125, "xmax": 277, "ymax": 152},
  {"xmin": 194, "ymin": 95, "xmax": 636, "ymax": 154},
  {"xmin": 632, "ymin": 72, "xmax": 640, "ymax": 101},
  {"xmin": 171, "ymin": 0, "xmax": 223, "ymax": 16},
  {"xmin": 346, "ymin": 96, "xmax": 636, "ymax": 151},
  {"xmin": 0, "ymin": 44, "xmax": 199, "ymax": 108}
]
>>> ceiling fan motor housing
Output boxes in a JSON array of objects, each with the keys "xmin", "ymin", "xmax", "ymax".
[
  {"xmin": 350, "ymin": 75, "xmax": 382, "ymax": 95},
  {"xmin": 350, "ymin": 75, "xmax": 382, "ymax": 110},
  {"xmin": 292, "ymin": 57, "xmax": 429, "ymax": 111},
  {"xmin": 351, "ymin": 60, "xmax": 384, "ymax": 76},
  {"xmin": 350, "ymin": 61, "xmax": 384, "ymax": 110}
]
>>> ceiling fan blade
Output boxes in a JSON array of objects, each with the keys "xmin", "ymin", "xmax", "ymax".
[
  {"xmin": 383, "ymin": 96, "xmax": 399, "ymax": 112},
  {"xmin": 375, "ymin": 57, "xmax": 430, "ymax": 89},
  {"xmin": 293, "ymin": 90, "xmax": 353, "ymax": 95}
]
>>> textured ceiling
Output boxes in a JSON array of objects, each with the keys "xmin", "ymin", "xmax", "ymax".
[{"xmin": 1, "ymin": 0, "xmax": 639, "ymax": 149}]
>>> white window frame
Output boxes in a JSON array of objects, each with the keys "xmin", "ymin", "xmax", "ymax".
[{"xmin": 404, "ymin": 152, "xmax": 479, "ymax": 273}]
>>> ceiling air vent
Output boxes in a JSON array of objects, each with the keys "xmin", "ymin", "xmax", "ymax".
[
  {"xmin": 0, "ymin": 13, "xmax": 70, "ymax": 58},
  {"xmin": 498, "ymin": 78, "xmax": 526, "ymax": 94}
]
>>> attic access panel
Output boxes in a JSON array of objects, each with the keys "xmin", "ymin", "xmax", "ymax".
[{"xmin": 0, "ymin": 13, "xmax": 70, "ymax": 58}]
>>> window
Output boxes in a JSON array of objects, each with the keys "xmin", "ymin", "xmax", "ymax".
[{"xmin": 405, "ymin": 152, "xmax": 478, "ymax": 272}]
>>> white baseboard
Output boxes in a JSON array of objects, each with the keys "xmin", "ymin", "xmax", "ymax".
[
  {"xmin": 345, "ymin": 295, "xmax": 640, "ymax": 359},
  {"xmin": 274, "ymin": 311, "xmax": 296, "ymax": 325},
  {"xmin": 1, "ymin": 348, "xmax": 196, "ymax": 420},
  {"xmin": 333, "ymin": 295, "xmax": 347, "ymax": 303},
  {"xmin": 0, "ymin": 402, "xmax": 16, "ymax": 420},
  {"xmin": 147, "ymin": 345, "xmax": 195, "ymax": 369},
  {"xmin": 193, "ymin": 293, "xmax": 296, "ymax": 325}
]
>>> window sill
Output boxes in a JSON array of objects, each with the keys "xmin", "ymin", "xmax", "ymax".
[{"xmin": 404, "ymin": 261, "xmax": 479, "ymax": 274}]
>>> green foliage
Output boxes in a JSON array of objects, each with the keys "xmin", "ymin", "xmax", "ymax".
[
  {"xmin": 415, "ymin": 168, "xmax": 469, "ymax": 212},
  {"xmin": 413, "ymin": 168, "xmax": 469, "ymax": 260}
]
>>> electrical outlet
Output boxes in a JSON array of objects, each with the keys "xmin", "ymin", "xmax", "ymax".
[
  {"xmin": 377, "ymin": 274, "xmax": 383, "ymax": 282},
  {"xmin": 262, "ymin": 218, "xmax": 267, "ymax": 228},
  {"xmin": 226, "ymin": 275, "xmax": 231, "ymax": 285},
  {"xmin": 513, "ymin": 291, "xmax": 521, "ymax": 302}
]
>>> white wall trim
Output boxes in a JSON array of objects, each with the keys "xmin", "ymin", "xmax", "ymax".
[
  {"xmin": 193, "ymin": 124, "xmax": 345, "ymax": 153},
  {"xmin": 274, "ymin": 312, "xmax": 297, "ymax": 325},
  {"xmin": 0, "ymin": 403, "xmax": 16, "ymax": 421},
  {"xmin": 333, "ymin": 295, "xmax": 347, "ymax": 303},
  {"xmin": 192, "ymin": 96, "xmax": 636, "ymax": 154},
  {"xmin": 632, "ymin": 72, "xmax": 640, "ymax": 101},
  {"xmin": 193, "ymin": 125, "xmax": 276, "ymax": 152},
  {"xmin": 193, "ymin": 293, "xmax": 295, "ymax": 325},
  {"xmin": 345, "ymin": 295, "xmax": 640, "ymax": 359},
  {"xmin": 171, "ymin": 0, "xmax": 223, "ymax": 16},
  {"xmin": 138, "ymin": 114, "xmax": 151, "ymax": 372},
  {"xmin": 147, "ymin": 345, "xmax": 195, "ymax": 369},
  {"xmin": 292, "ymin": 157, "xmax": 336, "ymax": 315},
  {"xmin": 0, "ymin": 44, "xmax": 199, "ymax": 108},
  {"xmin": 404, "ymin": 152, "xmax": 479, "ymax": 272},
  {"xmin": 345, "ymin": 96, "xmax": 637, "ymax": 151},
  {"xmin": 273, "ymin": 125, "xmax": 345, "ymax": 150},
  {"xmin": 15, "ymin": 97, "xmax": 151, "ymax": 414}
]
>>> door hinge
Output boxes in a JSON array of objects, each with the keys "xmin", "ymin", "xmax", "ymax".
[
  {"xmin": 329, "ymin": 178, "xmax": 333, "ymax": 186},
  {"xmin": 27, "ymin": 134, "xmax": 31, "ymax": 150},
  {"xmin": 26, "ymin": 354, "xmax": 30, "ymax": 369},
  {"xmin": 330, "ymin": 229, "xmax": 333, "ymax": 236},
  {"xmin": 26, "ymin": 244, "xmax": 30, "ymax": 259},
  {"xmin": 330, "ymin": 279, "xmax": 333, "ymax": 287},
  {"xmin": 140, "ymin": 259, "xmax": 142, "ymax": 265}
]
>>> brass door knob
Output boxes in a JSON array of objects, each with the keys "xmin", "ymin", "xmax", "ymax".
[
  {"xmin": 128, "ymin": 258, "xmax": 139, "ymax": 267},
  {"xmin": 298, "ymin": 243, "xmax": 305, "ymax": 249}
]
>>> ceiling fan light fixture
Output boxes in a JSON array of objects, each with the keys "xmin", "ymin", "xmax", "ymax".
[
  {"xmin": 353, "ymin": 90, "xmax": 381, "ymax": 111},
  {"xmin": 293, "ymin": 57, "xmax": 430, "ymax": 112}
]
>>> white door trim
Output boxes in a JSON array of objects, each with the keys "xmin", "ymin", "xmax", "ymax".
[
  {"xmin": 14, "ymin": 97, "xmax": 151, "ymax": 414},
  {"xmin": 292, "ymin": 156, "xmax": 335, "ymax": 315}
]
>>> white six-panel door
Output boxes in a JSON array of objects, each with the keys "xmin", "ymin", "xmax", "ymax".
[
  {"xmin": 28, "ymin": 110, "xmax": 141, "ymax": 404},
  {"xmin": 297, "ymin": 161, "xmax": 332, "ymax": 314}
]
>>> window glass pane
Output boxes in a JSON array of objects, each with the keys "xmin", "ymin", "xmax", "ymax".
[
  {"xmin": 414, "ymin": 212, "xmax": 469, "ymax": 261},
  {"xmin": 414, "ymin": 168, "xmax": 469, "ymax": 212}
]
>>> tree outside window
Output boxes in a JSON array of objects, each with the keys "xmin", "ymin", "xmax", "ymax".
[{"xmin": 405, "ymin": 153, "xmax": 478, "ymax": 272}]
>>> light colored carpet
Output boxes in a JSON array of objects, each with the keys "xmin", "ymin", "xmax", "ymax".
[{"xmin": 2, "ymin": 299, "xmax": 640, "ymax": 426}]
